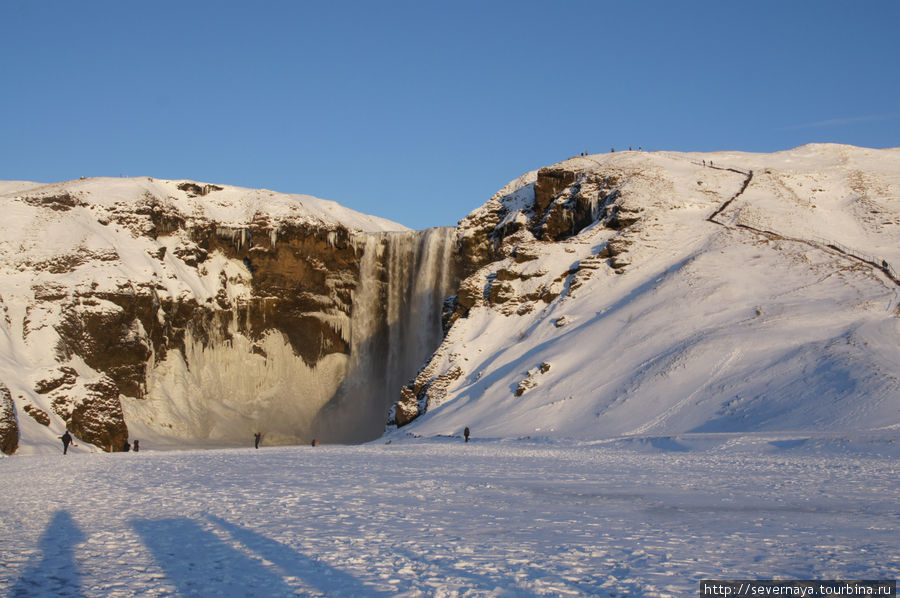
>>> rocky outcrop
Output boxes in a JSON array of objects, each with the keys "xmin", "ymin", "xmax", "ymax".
[
  {"xmin": 49, "ymin": 374, "xmax": 128, "ymax": 452},
  {"xmin": 34, "ymin": 365, "xmax": 129, "ymax": 452},
  {"xmin": 391, "ymin": 364, "xmax": 463, "ymax": 427},
  {"xmin": 23, "ymin": 403, "xmax": 51, "ymax": 426},
  {"xmin": 0, "ymin": 383, "xmax": 18, "ymax": 455},
  {"xmin": 515, "ymin": 362, "xmax": 552, "ymax": 397}
]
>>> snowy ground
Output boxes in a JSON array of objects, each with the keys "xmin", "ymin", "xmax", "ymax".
[{"xmin": 2, "ymin": 435, "xmax": 897, "ymax": 597}]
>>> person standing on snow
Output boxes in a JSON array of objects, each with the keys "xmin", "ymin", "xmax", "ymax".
[
  {"xmin": 254, "ymin": 432, "xmax": 262, "ymax": 449},
  {"xmin": 464, "ymin": 427, "xmax": 470, "ymax": 443},
  {"xmin": 133, "ymin": 439, "xmax": 140, "ymax": 452},
  {"xmin": 60, "ymin": 430, "xmax": 74, "ymax": 455}
]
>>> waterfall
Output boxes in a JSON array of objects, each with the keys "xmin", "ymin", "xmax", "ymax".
[
  {"xmin": 312, "ymin": 226, "xmax": 458, "ymax": 442},
  {"xmin": 129, "ymin": 226, "xmax": 458, "ymax": 446}
]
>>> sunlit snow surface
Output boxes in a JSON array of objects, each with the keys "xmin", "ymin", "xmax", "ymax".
[{"xmin": 2, "ymin": 437, "xmax": 897, "ymax": 597}]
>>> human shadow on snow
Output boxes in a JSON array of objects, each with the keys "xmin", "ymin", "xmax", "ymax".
[
  {"xmin": 9, "ymin": 510, "xmax": 87, "ymax": 598},
  {"xmin": 133, "ymin": 518, "xmax": 297, "ymax": 597},
  {"xmin": 206, "ymin": 515, "xmax": 393, "ymax": 597},
  {"xmin": 133, "ymin": 516, "xmax": 392, "ymax": 597}
]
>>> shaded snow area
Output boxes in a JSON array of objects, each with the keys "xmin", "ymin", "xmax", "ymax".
[
  {"xmin": 398, "ymin": 144, "xmax": 900, "ymax": 442},
  {"xmin": 0, "ymin": 439, "xmax": 896, "ymax": 597}
]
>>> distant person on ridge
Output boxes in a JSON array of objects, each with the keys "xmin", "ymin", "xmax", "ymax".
[
  {"xmin": 254, "ymin": 432, "xmax": 261, "ymax": 449},
  {"xmin": 464, "ymin": 427, "xmax": 470, "ymax": 443},
  {"xmin": 60, "ymin": 430, "xmax": 74, "ymax": 455},
  {"xmin": 133, "ymin": 439, "xmax": 140, "ymax": 452},
  {"xmin": 122, "ymin": 439, "xmax": 131, "ymax": 452}
]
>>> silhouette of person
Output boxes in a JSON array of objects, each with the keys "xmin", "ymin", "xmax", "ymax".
[
  {"xmin": 464, "ymin": 427, "xmax": 470, "ymax": 443},
  {"xmin": 60, "ymin": 430, "xmax": 73, "ymax": 455},
  {"xmin": 122, "ymin": 439, "xmax": 131, "ymax": 452},
  {"xmin": 254, "ymin": 432, "xmax": 261, "ymax": 449},
  {"xmin": 133, "ymin": 439, "xmax": 140, "ymax": 452},
  {"xmin": 9, "ymin": 511, "xmax": 86, "ymax": 596}
]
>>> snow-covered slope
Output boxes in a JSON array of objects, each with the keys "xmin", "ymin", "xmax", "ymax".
[{"xmin": 391, "ymin": 144, "xmax": 900, "ymax": 441}]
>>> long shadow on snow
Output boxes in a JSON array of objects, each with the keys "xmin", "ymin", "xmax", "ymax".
[
  {"xmin": 9, "ymin": 510, "xmax": 87, "ymax": 598},
  {"xmin": 206, "ymin": 515, "xmax": 393, "ymax": 597},
  {"xmin": 133, "ymin": 518, "xmax": 297, "ymax": 597}
]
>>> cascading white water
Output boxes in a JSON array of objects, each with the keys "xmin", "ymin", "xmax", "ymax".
[{"xmin": 311, "ymin": 226, "xmax": 458, "ymax": 442}]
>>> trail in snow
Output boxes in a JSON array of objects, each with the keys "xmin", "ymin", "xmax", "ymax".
[{"xmin": 700, "ymin": 161, "xmax": 898, "ymax": 288}]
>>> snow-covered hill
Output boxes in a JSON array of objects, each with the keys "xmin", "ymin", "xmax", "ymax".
[{"xmin": 390, "ymin": 144, "xmax": 899, "ymax": 442}]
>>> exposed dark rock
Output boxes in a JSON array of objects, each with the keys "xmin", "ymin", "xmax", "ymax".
[
  {"xmin": 456, "ymin": 277, "xmax": 486, "ymax": 310},
  {"xmin": 26, "ymin": 248, "xmax": 119, "ymax": 275},
  {"xmin": 393, "ymin": 386, "xmax": 420, "ymax": 428},
  {"xmin": 32, "ymin": 283, "xmax": 69, "ymax": 302},
  {"xmin": 513, "ymin": 246, "xmax": 541, "ymax": 263},
  {"xmin": 488, "ymin": 280, "xmax": 516, "ymax": 305},
  {"xmin": 23, "ymin": 403, "xmax": 51, "ymax": 426},
  {"xmin": 172, "ymin": 241, "xmax": 207, "ymax": 266},
  {"xmin": 135, "ymin": 194, "xmax": 186, "ymax": 235},
  {"xmin": 392, "ymin": 351, "xmax": 465, "ymax": 428},
  {"xmin": 50, "ymin": 375, "xmax": 128, "ymax": 452},
  {"xmin": 55, "ymin": 298, "xmax": 153, "ymax": 399},
  {"xmin": 20, "ymin": 192, "xmax": 85, "ymax": 211},
  {"xmin": 533, "ymin": 167, "xmax": 578, "ymax": 212},
  {"xmin": 34, "ymin": 366, "xmax": 79, "ymax": 394},
  {"xmin": 177, "ymin": 182, "xmax": 224, "ymax": 197},
  {"xmin": 0, "ymin": 383, "xmax": 18, "ymax": 455}
]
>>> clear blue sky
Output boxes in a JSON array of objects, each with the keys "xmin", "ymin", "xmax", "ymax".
[{"xmin": 2, "ymin": 1, "xmax": 898, "ymax": 229}]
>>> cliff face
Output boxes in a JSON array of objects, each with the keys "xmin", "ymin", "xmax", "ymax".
[
  {"xmin": 389, "ymin": 145, "xmax": 900, "ymax": 439},
  {"xmin": 0, "ymin": 178, "xmax": 458, "ymax": 452}
]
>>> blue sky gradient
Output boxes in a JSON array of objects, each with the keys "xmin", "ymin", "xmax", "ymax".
[{"xmin": 2, "ymin": 1, "xmax": 898, "ymax": 229}]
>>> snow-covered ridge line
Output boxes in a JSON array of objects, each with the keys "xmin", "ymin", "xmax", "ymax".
[{"xmin": 0, "ymin": 176, "xmax": 409, "ymax": 233}]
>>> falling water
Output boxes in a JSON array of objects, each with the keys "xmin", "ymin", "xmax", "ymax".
[{"xmin": 312, "ymin": 227, "xmax": 458, "ymax": 442}]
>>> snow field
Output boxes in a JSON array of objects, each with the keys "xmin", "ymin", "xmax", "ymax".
[{"xmin": 1, "ymin": 438, "xmax": 897, "ymax": 597}]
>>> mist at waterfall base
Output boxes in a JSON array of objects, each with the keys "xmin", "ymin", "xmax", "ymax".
[{"xmin": 311, "ymin": 227, "xmax": 457, "ymax": 443}]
